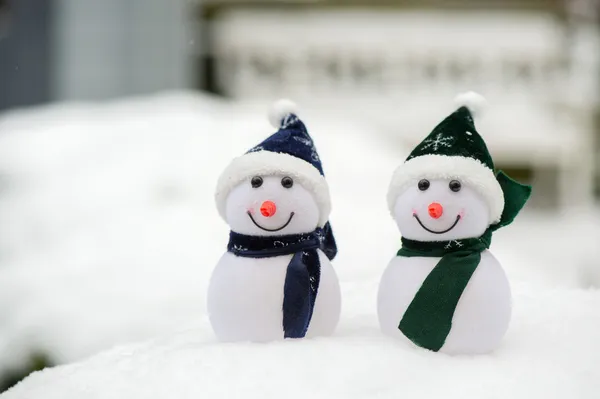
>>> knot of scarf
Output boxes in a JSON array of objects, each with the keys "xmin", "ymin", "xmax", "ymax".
[{"xmin": 227, "ymin": 222, "xmax": 337, "ymax": 338}]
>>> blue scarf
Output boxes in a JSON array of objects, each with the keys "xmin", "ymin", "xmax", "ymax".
[{"xmin": 227, "ymin": 222, "xmax": 337, "ymax": 338}]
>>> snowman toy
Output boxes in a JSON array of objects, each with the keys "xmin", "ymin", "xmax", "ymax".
[
  {"xmin": 208, "ymin": 100, "xmax": 341, "ymax": 342},
  {"xmin": 377, "ymin": 92, "xmax": 532, "ymax": 355}
]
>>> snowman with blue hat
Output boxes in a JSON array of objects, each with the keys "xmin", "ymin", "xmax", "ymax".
[
  {"xmin": 208, "ymin": 100, "xmax": 341, "ymax": 342},
  {"xmin": 378, "ymin": 92, "xmax": 532, "ymax": 354}
]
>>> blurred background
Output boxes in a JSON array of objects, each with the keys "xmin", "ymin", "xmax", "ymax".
[{"xmin": 0, "ymin": 0, "xmax": 599, "ymax": 393}]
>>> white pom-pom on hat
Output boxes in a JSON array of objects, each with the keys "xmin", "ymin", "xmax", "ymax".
[
  {"xmin": 454, "ymin": 91, "xmax": 488, "ymax": 118},
  {"xmin": 268, "ymin": 98, "xmax": 299, "ymax": 128}
]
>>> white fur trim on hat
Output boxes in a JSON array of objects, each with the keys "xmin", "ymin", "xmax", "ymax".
[
  {"xmin": 387, "ymin": 154, "xmax": 504, "ymax": 224},
  {"xmin": 215, "ymin": 151, "xmax": 331, "ymax": 227}
]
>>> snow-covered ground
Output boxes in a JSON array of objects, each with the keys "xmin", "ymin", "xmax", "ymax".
[
  {"xmin": 4, "ymin": 285, "xmax": 600, "ymax": 399},
  {"xmin": 0, "ymin": 91, "xmax": 598, "ymax": 398}
]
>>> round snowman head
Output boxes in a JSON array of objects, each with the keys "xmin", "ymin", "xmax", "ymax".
[
  {"xmin": 225, "ymin": 174, "xmax": 320, "ymax": 236},
  {"xmin": 393, "ymin": 177, "xmax": 491, "ymax": 241}
]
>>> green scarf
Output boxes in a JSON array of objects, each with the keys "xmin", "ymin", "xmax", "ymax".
[{"xmin": 397, "ymin": 171, "xmax": 531, "ymax": 352}]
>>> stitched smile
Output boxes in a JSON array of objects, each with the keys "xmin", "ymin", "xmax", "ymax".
[
  {"xmin": 248, "ymin": 212, "xmax": 295, "ymax": 232},
  {"xmin": 413, "ymin": 214, "xmax": 461, "ymax": 234}
]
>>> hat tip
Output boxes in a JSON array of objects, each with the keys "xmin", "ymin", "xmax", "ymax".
[
  {"xmin": 268, "ymin": 99, "xmax": 298, "ymax": 128},
  {"xmin": 454, "ymin": 91, "xmax": 487, "ymax": 118}
]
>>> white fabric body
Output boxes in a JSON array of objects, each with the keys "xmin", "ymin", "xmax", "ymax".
[
  {"xmin": 208, "ymin": 176, "xmax": 340, "ymax": 341},
  {"xmin": 392, "ymin": 178, "xmax": 491, "ymax": 241},
  {"xmin": 207, "ymin": 250, "xmax": 341, "ymax": 342},
  {"xmin": 377, "ymin": 251, "xmax": 511, "ymax": 355}
]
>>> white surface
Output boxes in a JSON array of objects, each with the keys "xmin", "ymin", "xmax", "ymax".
[
  {"xmin": 377, "ymin": 251, "xmax": 511, "ymax": 355},
  {"xmin": 0, "ymin": 91, "xmax": 598, "ymax": 398},
  {"xmin": 207, "ymin": 250, "xmax": 341, "ymax": 342},
  {"xmin": 3, "ymin": 284, "xmax": 600, "ymax": 399}
]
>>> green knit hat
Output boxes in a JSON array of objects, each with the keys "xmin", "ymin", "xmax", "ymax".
[
  {"xmin": 388, "ymin": 92, "xmax": 506, "ymax": 224},
  {"xmin": 406, "ymin": 102, "xmax": 494, "ymax": 169}
]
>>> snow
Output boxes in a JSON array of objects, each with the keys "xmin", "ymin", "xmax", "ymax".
[
  {"xmin": 3, "ymin": 286, "xmax": 600, "ymax": 399},
  {"xmin": 0, "ymin": 91, "xmax": 599, "ymax": 398}
]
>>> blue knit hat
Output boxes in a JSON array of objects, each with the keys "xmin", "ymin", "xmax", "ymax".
[{"xmin": 215, "ymin": 100, "xmax": 331, "ymax": 227}]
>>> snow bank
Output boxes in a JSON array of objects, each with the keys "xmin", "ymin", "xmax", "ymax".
[
  {"xmin": 3, "ymin": 285, "xmax": 600, "ymax": 399},
  {"xmin": 0, "ymin": 91, "xmax": 598, "ymax": 398}
]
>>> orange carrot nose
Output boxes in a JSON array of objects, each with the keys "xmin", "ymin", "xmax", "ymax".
[
  {"xmin": 260, "ymin": 201, "xmax": 277, "ymax": 217},
  {"xmin": 428, "ymin": 202, "xmax": 443, "ymax": 219}
]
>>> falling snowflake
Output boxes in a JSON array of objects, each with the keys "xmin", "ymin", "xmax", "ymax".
[
  {"xmin": 465, "ymin": 131, "xmax": 473, "ymax": 136},
  {"xmin": 421, "ymin": 133, "xmax": 454, "ymax": 151}
]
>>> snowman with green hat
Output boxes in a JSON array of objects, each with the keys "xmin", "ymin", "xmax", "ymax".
[{"xmin": 377, "ymin": 92, "xmax": 532, "ymax": 355}]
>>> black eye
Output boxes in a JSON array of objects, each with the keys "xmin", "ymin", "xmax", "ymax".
[
  {"xmin": 449, "ymin": 180, "xmax": 462, "ymax": 192},
  {"xmin": 281, "ymin": 176, "xmax": 294, "ymax": 188},
  {"xmin": 251, "ymin": 176, "xmax": 263, "ymax": 188},
  {"xmin": 418, "ymin": 179, "xmax": 430, "ymax": 191}
]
